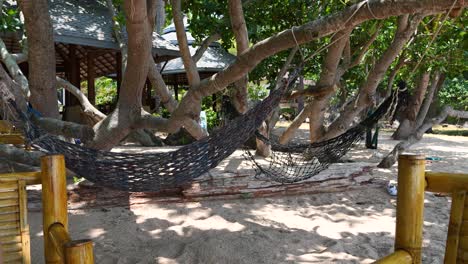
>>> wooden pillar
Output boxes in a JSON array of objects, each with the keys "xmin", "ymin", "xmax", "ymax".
[
  {"xmin": 297, "ymin": 76, "xmax": 304, "ymax": 112},
  {"xmin": 116, "ymin": 52, "xmax": 122, "ymax": 99},
  {"xmin": 40, "ymin": 155, "xmax": 68, "ymax": 264},
  {"xmin": 66, "ymin": 45, "xmax": 81, "ymax": 106},
  {"xmin": 87, "ymin": 51, "xmax": 96, "ymax": 105},
  {"xmin": 395, "ymin": 154, "xmax": 426, "ymax": 264},
  {"xmin": 174, "ymin": 84, "xmax": 179, "ymax": 101}
]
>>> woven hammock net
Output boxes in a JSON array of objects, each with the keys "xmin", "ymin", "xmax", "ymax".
[
  {"xmin": 2, "ymin": 76, "xmax": 294, "ymax": 192},
  {"xmin": 1, "ymin": 73, "xmax": 392, "ymax": 192},
  {"xmin": 244, "ymin": 95, "xmax": 393, "ymax": 183}
]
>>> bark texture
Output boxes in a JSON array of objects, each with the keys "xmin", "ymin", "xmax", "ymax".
[
  {"xmin": 393, "ymin": 71, "xmax": 430, "ymax": 139},
  {"xmin": 18, "ymin": 0, "xmax": 59, "ymax": 118},
  {"xmin": 229, "ymin": 0, "xmax": 249, "ymax": 114},
  {"xmin": 379, "ymin": 106, "xmax": 468, "ymax": 168},
  {"xmin": 323, "ymin": 15, "xmax": 423, "ymax": 140}
]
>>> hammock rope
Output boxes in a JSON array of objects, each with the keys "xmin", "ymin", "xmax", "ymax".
[
  {"xmin": 244, "ymin": 94, "xmax": 394, "ymax": 183},
  {"xmin": 2, "ymin": 73, "xmax": 297, "ymax": 192}
]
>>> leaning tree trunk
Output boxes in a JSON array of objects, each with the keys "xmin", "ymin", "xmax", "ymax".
[
  {"xmin": 393, "ymin": 71, "xmax": 430, "ymax": 140},
  {"xmin": 87, "ymin": 0, "xmax": 153, "ymax": 150},
  {"xmin": 18, "ymin": 0, "xmax": 59, "ymax": 118},
  {"xmin": 379, "ymin": 106, "xmax": 468, "ymax": 168},
  {"xmin": 323, "ymin": 15, "xmax": 423, "ymax": 140},
  {"xmin": 414, "ymin": 71, "xmax": 441, "ymax": 129}
]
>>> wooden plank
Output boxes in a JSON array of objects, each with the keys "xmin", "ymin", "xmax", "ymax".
[
  {"xmin": 0, "ymin": 191, "xmax": 18, "ymax": 200},
  {"xmin": 0, "ymin": 199, "xmax": 18, "ymax": 208},
  {"xmin": 1, "ymin": 242, "xmax": 22, "ymax": 253},
  {"xmin": 0, "ymin": 172, "xmax": 41, "ymax": 185},
  {"xmin": 0, "ymin": 213, "xmax": 19, "ymax": 223},
  {"xmin": 18, "ymin": 180, "xmax": 30, "ymax": 264},
  {"xmin": 3, "ymin": 251, "xmax": 23, "ymax": 262},
  {"xmin": 0, "ymin": 227, "xmax": 20, "ymax": 237},
  {"xmin": 0, "ymin": 135, "xmax": 24, "ymax": 145},
  {"xmin": 0, "ymin": 206, "xmax": 19, "ymax": 215},
  {"xmin": 0, "ymin": 182, "xmax": 20, "ymax": 191},
  {"xmin": 0, "ymin": 221, "xmax": 19, "ymax": 230},
  {"xmin": 0, "ymin": 235, "xmax": 22, "ymax": 244},
  {"xmin": 444, "ymin": 191, "xmax": 465, "ymax": 263}
]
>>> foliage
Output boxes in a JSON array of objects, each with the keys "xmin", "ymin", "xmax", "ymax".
[
  {"xmin": 1, "ymin": 4, "xmax": 21, "ymax": 32},
  {"xmin": 248, "ymin": 83, "xmax": 269, "ymax": 102},
  {"xmin": 94, "ymin": 77, "xmax": 118, "ymax": 107},
  {"xmin": 439, "ymin": 77, "xmax": 468, "ymax": 111}
]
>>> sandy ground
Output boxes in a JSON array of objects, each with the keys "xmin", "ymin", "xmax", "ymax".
[{"xmin": 28, "ymin": 125, "xmax": 468, "ymax": 263}]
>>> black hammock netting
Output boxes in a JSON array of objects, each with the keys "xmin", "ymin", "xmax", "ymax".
[
  {"xmin": 244, "ymin": 94, "xmax": 394, "ymax": 183},
  {"xmin": 3, "ymin": 75, "xmax": 295, "ymax": 192},
  {"xmin": 1, "ymin": 72, "xmax": 392, "ymax": 192}
]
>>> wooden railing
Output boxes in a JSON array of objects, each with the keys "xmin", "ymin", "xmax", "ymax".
[
  {"xmin": 0, "ymin": 155, "xmax": 94, "ymax": 263},
  {"xmin": 374, "ymin": 154, "xmax": 468, "ymax": 264}
]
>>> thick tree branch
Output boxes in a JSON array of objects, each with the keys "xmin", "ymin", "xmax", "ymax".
[
  {"xmin": 170, "ymin": 0, "xmax": 200, "ymax": 88},
  {"xmin": 0, "ymin": 144, "xmax": 42, "ymax": 167},
  {"xmin": 378, "ymin": 106, "xmax": 468, "ymax": 168},
  {"xmin": 324, "ymin": 14, "xmax": 424, "ymax": 140},
  {"xmin": 192, "ymin": 33, "xmax": 221, "ymax": 63},
  {"xmin": 415, "ymin": 71, "xmax": 441, "ymax": 129},
  {"xmin": 33, "ymin": 116, "xmax": 95, "ymax": 142},
  {"xmin": 229, "ymin": 0, "xmax": 250, "ymax": 114},
  {"xmin": 348, "ymin": 21, "xmax": 383, "ymax": 68},
  {"xmin": 167, "ymin": 0, "xmax": 464, "ymax": 133},
  {"xmin": 0, "ymin": 38, "xmax": 29, "ymax": 97},
  {"xmin": 56, "ymin": 77, "xmax": 106, "ymax": 122},
  {"xmin": 105, "ymin": 0, "xmax": 128, "ymax": 72},
  {"xmin": 281, "ymin": 29, "xmax": 351, "ymax": 143}
]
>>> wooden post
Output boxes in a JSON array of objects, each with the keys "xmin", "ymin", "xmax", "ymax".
[
  {"xmin": 116, "ymin": 52, "xmax": 122, "ymax": 99},
  {"xmin": 40, "ymin": 155, "xmax": 68, "ymax": 264},
  {"xmin": 174, "ymin": 84, "xmax": 179, "ymax": 101},
  {"xmin": 87, "ymin": 52, "xmax": 96, "ymax": 106},
  {"xmin": 65, "ymin": 240, "xmax": 94, "ymax": 264},
  {"xmin": 395, "ymin": 154, "xmax": 426, "ymax": 264},
  {"xmin": 444, "ymin": 191, "xmax": 465, "ymax": 263}
]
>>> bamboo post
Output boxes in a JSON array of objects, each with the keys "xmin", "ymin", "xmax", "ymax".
[
  {"xmin": 395, "ymin": 154, "xmax": 426, "ymax": 264},
  {"xmin": 444, "ymin": 191, "xmax": 465, "ymax": 263},
  {"xmin": 374, "ymin": 250, "xmax": 413, "ymax": 264},
  {"xmin": 64, "ymin": 240, "xmax": 94, "ymax": 264},
  {"xmin": 41, "ymin": 155, "xmax": 68, "ymax": 264}
]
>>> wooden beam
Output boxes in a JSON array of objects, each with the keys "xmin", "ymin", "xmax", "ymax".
[
  {"xmin": 116, "ymin": 52, "xmax": 122, "ymax": 99},
  {"xmin": 87, "ymin": 52, "xmax": 96, "ymax": 105}
]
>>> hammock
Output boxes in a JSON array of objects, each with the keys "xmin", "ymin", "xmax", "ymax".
[
  {"xmin": 2, "ymin": 76, "xmax": 296, "ymax": 192},
  {"xmin": 245, "ymin": 94, "xmax": 393, "ymax": 183}
]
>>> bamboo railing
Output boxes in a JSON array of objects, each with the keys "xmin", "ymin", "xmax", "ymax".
[
  {"xmin": 0, "ymin": 155, "xmax": 94, "ymax": 263},
  {"xmin": 0, "ymin": 120, "xmax": 25, "ymax": 145},
  {"xmin": 374, "ymin": 154, "xmax": 468, "ymax": 264}
]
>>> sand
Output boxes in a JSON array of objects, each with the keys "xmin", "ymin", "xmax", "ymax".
[{"xmin": 27, "ymin": 128, "xmax": 468, "ymax": 263}]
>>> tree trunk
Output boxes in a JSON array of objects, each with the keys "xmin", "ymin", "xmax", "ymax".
[
  {"xmin": 323, "ymin": 15, "xmax": 423, "ymax": 140},
  {"xmin": 414, "ymin": 71, "xmax": 441, "ymax": 128},
  {"xmin": 18, "ymin": 0, "xmax": 59, "ymax": 118},
  {"xmin": 88, "ymin": 0, "xmax": 153, "ymax": 150},
  {"xmin": 280, "ymin": 29, "xmax": 351, "ymax": 144},
  {"xmin": 229, "ymin": 0, "xmax": 249, "ymax": 114},
  {"xmin": 379, "ymin": 106, "xmax": 468, "ymax": 168},
  {"xmin": 393, "ymin": 71, "xmax": 430, "ymax": 139}
]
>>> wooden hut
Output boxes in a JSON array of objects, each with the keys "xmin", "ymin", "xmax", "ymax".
[
  {"xmin": 2, "ymin": 0, "xmax": 180, "ymax": 122},
  {"xmin": 161, "ymin": 19, "xmax": 235, "ymax": 100}
]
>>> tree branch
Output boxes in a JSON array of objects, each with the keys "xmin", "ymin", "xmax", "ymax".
[
  {"xmin": 170, "ymin": 0, "xmax": 200, "ymax": 88},
  {"xmin": 167, "ymin": 0, "xmax": 466, "ymax": 133},
  {"xmin": 378, "ymin": 106, "xmax": 468, "ymax": 168},
  {"xmin": 33, "ymin": 116, "xmax": 95, "ymax": 142},
  {"xmin": 192, "ymin": 33, "xmax": 221, "ymax": 63},
  {"xmin": 56, "ymin": 77, "xmax": 106, "ymax": 123}
]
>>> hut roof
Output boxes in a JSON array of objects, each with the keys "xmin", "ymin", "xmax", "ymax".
[
  {"xmin": 49, "ymin": 0, "xmax": 179, "ymax": 58},
  {"xmin": 161, "ymin": 19, "xmax": 235, "ymax": 85},
  {"xmin": 2, "ymin": 0, "xmax": 180, "ymax": 79}
]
